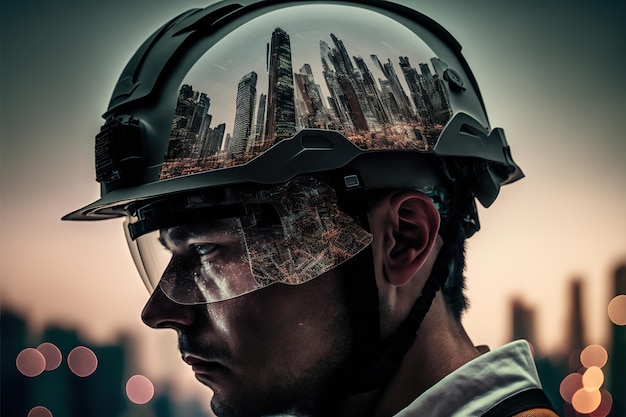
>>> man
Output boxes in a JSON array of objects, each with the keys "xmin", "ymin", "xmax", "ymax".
[{"xmin": 64, "ymin": 1, "xmax": 558, "ymax": 416}]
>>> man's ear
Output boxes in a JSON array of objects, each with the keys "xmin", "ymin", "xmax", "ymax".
[{"xmin": 381, "ymin": 191, "xmax": 440, "ymax": 287}]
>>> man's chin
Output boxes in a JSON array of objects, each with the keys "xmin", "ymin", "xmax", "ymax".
[{"xmin": 208, "ymin": 388, "xmax": 300, "ymax": 417}]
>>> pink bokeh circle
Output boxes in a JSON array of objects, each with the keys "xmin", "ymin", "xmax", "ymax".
[
  {"xmin": 126, "ymin": 374, "xmax": 155, "ymax": 404},
  {"xmin": 16, "ymin": 348, "xmax": 46, "ymax": 377},
  {"xmin": 67, "ymin": 346, "xmax": 98, "ymax": 377}
]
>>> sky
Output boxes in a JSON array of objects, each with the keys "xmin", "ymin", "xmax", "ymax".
[{"xmin": 2, "ymin": 0, "xmax": 625, "ymax": 403}]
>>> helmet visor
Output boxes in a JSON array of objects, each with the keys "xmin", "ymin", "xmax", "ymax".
[
  {"xmin": 125, "ymin": 177, "xmax": 372, "ymax": 304},
  {"xmin": 159, "ymin": 3, "xmax": 455, "ymax": 181}
]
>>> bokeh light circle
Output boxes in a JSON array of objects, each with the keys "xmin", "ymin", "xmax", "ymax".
[
  {"xmin": 588, "ymin": 389, "xmax": 613, "ymax": 417},
  {"xmin": 568, "ymin": 349, "xmax": 582, "ymax": 370},
  {"xmin": 16, "ymin": 348, "xmax": 46, "ymax": 377},
  {"xmin": 36, "ymin": 342, "xmax": 62, "ymax": 371},
  {"xmin": 67, "ymin": 346, "xmax": 98, "ymax": 377},
  {"xmin": 608, "ymin": 294, "xmax": 626, "ymax": 325},
  {"xmin": 572, "ymin": 388, "xmax": 602, "ymax": 414},
  {"xmin": 28, "ymin": 406, "xmax": 53, "ymax": 417},
  {"xmin": 580, "ymin": 344, "xmax": 608, "ymax": 368},
  {"xmin": 582, "ymin": 366, "xmax": 604, "ymax": 391},
  {"xmin": 126, "ymin": 374, "xmax": 155, "ymax": 404},
  {"xmin": 560, "ymin": 372, "xmax": 583, "ymax": 403}
]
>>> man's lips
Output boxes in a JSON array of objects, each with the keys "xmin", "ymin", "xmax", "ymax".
[{"xmin": 183, "ymin": 353, "xmax": 224, "ymax": 375}]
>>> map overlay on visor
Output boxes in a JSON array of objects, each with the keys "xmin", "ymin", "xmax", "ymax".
[
  {"xmin": 159, "ymin": 4, "xmax": 454, "ymax": 180},
  {"xmin": 126, "ymin": 177, "xmax": 373, "ymax": 304}
]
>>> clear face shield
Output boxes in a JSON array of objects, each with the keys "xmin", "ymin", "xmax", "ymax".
[{"xmin": 125, "ymin": 177, "xmax": 373, "ymax": 304}]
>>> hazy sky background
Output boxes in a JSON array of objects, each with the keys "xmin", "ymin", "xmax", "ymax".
[{"xmin": 2, "ymin": 0, "xmax": 625, "ymax": 405}]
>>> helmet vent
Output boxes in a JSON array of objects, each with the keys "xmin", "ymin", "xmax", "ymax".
[
  {"xmin": 459, "ymin": 123, "xmax": 483, "ymax": 139},
  {"xmin": 301, "ymin": 134, "xmax": 335, "ymax": 150}
]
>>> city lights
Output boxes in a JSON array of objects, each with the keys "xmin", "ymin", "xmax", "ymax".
[
  {"xmin": 36, "ymin": 342, "xmax": 62, "ymax": 371},
  {"xmin": 27, "ymin": 406, "xmax": 52, "ymax": 417},
  {"xmin": 579, "ymin": 344, "xmax": 608, "ymax": 368},
  {"xmin": 126, "ymin": 374, "xmax": 155, "ymax": 404},
  {"xmin": 14, "ymin": 340, "xmax": 156, "ymax": 415},
  {"xmin": 559, "ymin": 372, "xmax": 583, "ymax": 404},
  {"xmin": 582, "ymin": 366, "xmax": 603, "ymax": 391},
  {"xmin": 16, "ymin": 348, "xmax": 46, "ymax": 377},
  {"xmin": 571, "ymin": 388, "xmax": 602, "ymax": 414},
  {"xmin": 67, "ymin": 346, "xmax": 98, "ymax": 377},
  {"xmin": 559, "ymin": 343, "xmax": 615, "ymax": 416},
  {"xmin": 608, "ymin": 294, "xmax": 626, "ymax": 325}
]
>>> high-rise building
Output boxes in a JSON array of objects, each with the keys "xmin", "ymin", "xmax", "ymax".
[
  {"xmin": 230, "ymin": 71, "xmax": 258, "ymax": 158},
  {"xmin": 399, "ymin": 56, "xmax": 430, "ymax": 124},
  {"xmin": 609, "ymin": 263, "xmax": 626, "ymax": 417},
  {"xmin": 371, "ymin": 54, "xmax": 414, "ymax": 121},
  {"xmin": 253, "ymin": 93, "xmax": 267, "ymax": 145},
  {"xmin": 200, "ymin": 122, "xmax": 226, "ymax": 158},
  {"xmin": 567, "ymin": 279, "xmax": 586, "ymax": 354},
  {"xmin": 353, "ymin": 55, "xmax": 390, "ymax": 125},
  {"xmin": 320, "ymin": 40, "xmax": 351, "ymax": 129},
  {"xmin": 329, "ymin": 33, "xmax": 355, "ymax": 75},
  {"xmin": 511, "ymin": 298, "xmax": 537, "ymax": 350},
  {"xmin": 265, "ymin": 28, "xmax": 295, "ymax": 143}
]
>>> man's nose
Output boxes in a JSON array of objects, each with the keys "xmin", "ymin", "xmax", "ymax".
[{"xmin": 141, "ymin": 285, "xmax": 196, "ymax": 329}]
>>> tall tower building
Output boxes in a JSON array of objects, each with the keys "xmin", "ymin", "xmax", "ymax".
[
  {"xmin": 354, "ymin": 55, "xmax": 389, "ymax": 125},
  {"xmin": 230, "ymin": 71, "xmax": 258, "ymax": 158},
  {"xmin": 329, "ymin": 33, "xmax": 355, "ymax": 75},
  {"xmin": 609, "ymin": 263, "xmax": 626, "ymax": 417},
  {"xmin": 567, "ymin": 279, "xmax": 586, "ymax": 354},
  {"xmin": 265, "ymin": 27, "xmax": 295, "ymax": 143},
  {"xmin": 253, "ymin": 93, "xmax": 267, "ymax": 145},
  {"xmin": 371, "ymin": 54, "xmax": 414, "ymax": 121},
  {"xmin": 511, "ymin": 298, "xmax": 537, "ymax": 350},
  {"xmin": 399, "ymin": 56, "xmax": 429, "ymax": 124},
  {"xmin": 321, "ymin": 40, "xmax": 351, "ymax": 128}
]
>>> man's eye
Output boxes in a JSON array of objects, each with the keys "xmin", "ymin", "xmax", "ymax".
[{"xmin": 191, "ymin": 243, "xmax": 218, "ymax": 257}]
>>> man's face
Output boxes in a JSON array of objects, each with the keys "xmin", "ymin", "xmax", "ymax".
[{"xmin": 141, "ymin": 220, "xmax": 355, "ymax": 417}]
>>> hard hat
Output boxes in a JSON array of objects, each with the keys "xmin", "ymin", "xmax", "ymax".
[{"xmin": 63, "ymin": 0, "xmax": 523, "ymax": 304}]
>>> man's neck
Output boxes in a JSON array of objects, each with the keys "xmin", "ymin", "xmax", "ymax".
[{"xmin": 340, "ymin": 295, "xmax": 482, "ymax": 417}]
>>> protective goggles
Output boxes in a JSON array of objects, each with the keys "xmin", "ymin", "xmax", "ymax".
[{"xmin": 124, "ymin": 177, "xmax": 373, "ymax": 304}]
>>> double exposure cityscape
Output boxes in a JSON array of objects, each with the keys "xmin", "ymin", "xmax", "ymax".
[
  {"xmin": 159, "ymin": 27, "xmax": 452, "ymax": 179},
  {"xmin": 3, "ymin": 9, "xmax": 624, "ymax": 417}
]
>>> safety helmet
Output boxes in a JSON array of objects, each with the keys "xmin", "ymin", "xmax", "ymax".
[{"xmin": 63, "ymin": 0, "xmax": 523, "ymax": 305}]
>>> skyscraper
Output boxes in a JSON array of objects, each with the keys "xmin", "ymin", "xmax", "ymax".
[
  {"xmin": 230, "ymin": 71, "xmax": 258, "ymax": 158},
  {"xmin": 371, "ymin": 54, "xmax": 414, "ymax": 122},
  {"xmin": 567, "ymin": 279, "xmax": 586, "ymax": 354},
  {"xmin": 265, "ymin": 28, "xmax": 295, "ymax": 143},
  {"xmin": 609, "ymin": 264, "xmax": 626, "ymax": 417},
  {"xmin": 354, "ymin": 55, "xmax": 390, "ymax": 125},
  {"xmin": 255, "ymin": 93, "xmax": 267, "ymax": 138}
]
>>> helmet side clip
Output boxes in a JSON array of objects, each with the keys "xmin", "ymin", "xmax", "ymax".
[{"xmin": 95, "ymin": 116, "xmax": 145, "ymax": 187}]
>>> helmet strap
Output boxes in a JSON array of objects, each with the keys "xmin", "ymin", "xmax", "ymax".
[{"xmin": 325, "ymin": 216, "xmax": 458, "ymax": 414}]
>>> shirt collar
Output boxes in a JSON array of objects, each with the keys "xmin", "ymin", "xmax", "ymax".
[{"xmin": 395, "ymin": 340, "xmax": 542, "ymax": 417}]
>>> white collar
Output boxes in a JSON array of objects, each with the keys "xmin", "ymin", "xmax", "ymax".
[{"xmin": 394, "ymin": 340, "xmax": 542, "ymax": 417}]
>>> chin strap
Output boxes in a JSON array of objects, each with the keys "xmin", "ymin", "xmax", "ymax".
[{"xmin": 325, "ymin": 215, "xmax": 461, "ymax": 415}]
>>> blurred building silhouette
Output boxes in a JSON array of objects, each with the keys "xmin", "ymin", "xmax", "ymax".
[
  {"xmin": 515, "ymin": 263, "xmax": 626, "ymax": 417},
  {"xmin": 608, "ymin": 264, "xmax": 625, "ymax": 417},
  {"xmin": 0, "ymin": 310, "xmax": 207, "ymax": 417},
  {"xmin": 3, "ymin": 260, "xmax": 624, "ymax": 416},
  {"xmin": 567, "ymin": 279, "xmax": 586, "ymax": 355},
  {"xmin": 511, "ymin": 297, "xmax": 537, "ymax": 349}
]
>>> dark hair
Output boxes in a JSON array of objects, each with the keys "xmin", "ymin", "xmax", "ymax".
[{"xmin": 438, "ymin": 218, "xmax": 469, "ymax": 320}]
